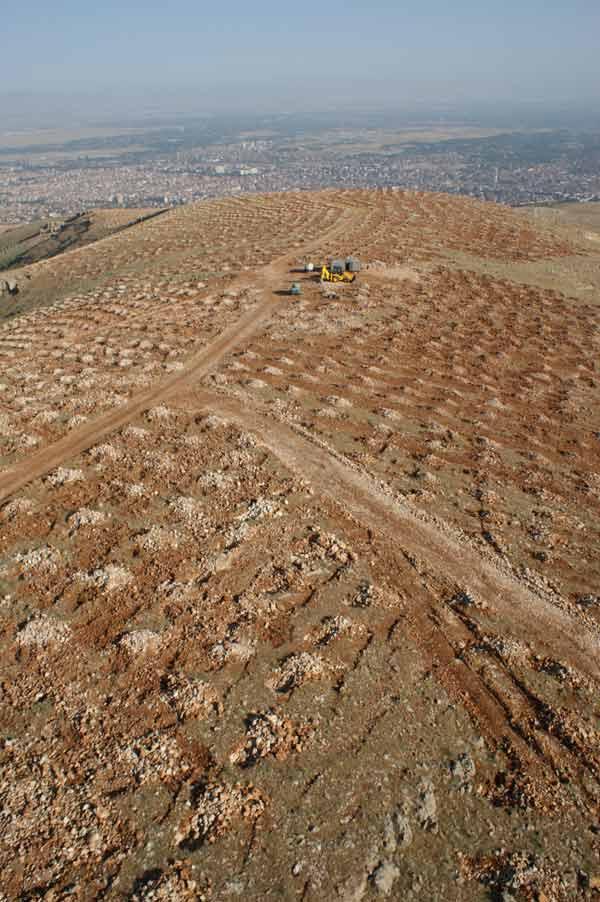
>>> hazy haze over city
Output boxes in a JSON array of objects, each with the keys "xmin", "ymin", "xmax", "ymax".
[{"xmin": 1, "ymin": 1, "xmax": 600, "ymax": 229}]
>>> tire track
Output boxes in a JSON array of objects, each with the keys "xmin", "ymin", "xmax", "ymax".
[{"xmin": 177, "ymin": 388, "xmax": 600, "ymax": 686}]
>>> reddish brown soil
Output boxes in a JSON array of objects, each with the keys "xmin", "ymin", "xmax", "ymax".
[{"xmin": 1, "ymin": 189, "xmax": 599, "ymax": 901}]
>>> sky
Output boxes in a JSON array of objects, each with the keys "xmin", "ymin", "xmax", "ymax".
[{"xmin": 1, "ymin": 1, "xmax": 599, "ymax": 116}]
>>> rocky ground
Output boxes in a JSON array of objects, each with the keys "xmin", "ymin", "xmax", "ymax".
[{"xmin": 0, "ymin": 189, "xmax": 599, "ymax": 900}]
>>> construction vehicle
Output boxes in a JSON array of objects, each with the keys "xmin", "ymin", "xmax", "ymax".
[
  {"xmin": 320, "ymin": 255, "xmax": 361, "ymax": 284},
  {"xmin": 320, "ymin": 265, "xmax": 356, "ymax": 284}
]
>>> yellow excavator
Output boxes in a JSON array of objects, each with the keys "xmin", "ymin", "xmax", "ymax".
[
  {"xmin": 320, "ymin": 265, "xmax": 356, "ymax": 284},
  {"xmin": 320, "ymin": 256, "xmax": 360, "ymax": 283}
]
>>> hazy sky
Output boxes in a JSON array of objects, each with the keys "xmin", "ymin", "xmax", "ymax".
[{"xmin": 2, "ymin": 1, "xmax": 599, "ymax": 112}]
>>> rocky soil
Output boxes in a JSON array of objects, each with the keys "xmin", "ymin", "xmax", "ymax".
[{"xmin": 0, "ymin": 189, "xmax": 599, "ymax": 900}]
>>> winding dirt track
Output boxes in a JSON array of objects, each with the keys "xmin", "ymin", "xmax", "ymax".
[
  {"xmin": 0, "ymin": 208, "xmax": 362, "ymax": 505},
  {"xmin": 1, "ymin": 208, "xmax": 598, "ymax": 700},
  {"xmin": 178, "ymin": 388, "xmax": 600, "ymax": 686}
]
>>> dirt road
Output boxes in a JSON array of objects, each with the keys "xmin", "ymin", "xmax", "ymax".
[
  {"xmin": 180, "ymin": 388, "xmax": 600, "ymax": 683},
  {"xmin": 0, "ymin": 208, "xmax": 362, "ymax": 504},
  {"xmin": 0, "ymin": 294, "xmax": 277, "ymax": 503},
  {"xmin": 2, "ymin": 192, "xmax": 599, "ymax": 899},
  {"xmin": 158, "ymin": 386, "xmax": 600, "ymax": 799},
  {"xmin": 2, "ymin": 204, "xmax": 598, "ymax": 682},
  {"xmin": 2, "ymin": 204, "xmax": 597, "ymax": 690}
]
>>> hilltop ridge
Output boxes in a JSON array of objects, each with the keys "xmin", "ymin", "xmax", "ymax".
[
  {"xmin": 0, "ymin": 189, "xmax": 599, "ymax": 900},
  {"xmin": 1, "ymin": 187, "xmax": 580, "ymax": 321}
]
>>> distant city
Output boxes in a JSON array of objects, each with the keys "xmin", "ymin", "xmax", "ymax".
[{"xmin": 1, "ymin": 113, "xmax": 600, "ymax": 224}]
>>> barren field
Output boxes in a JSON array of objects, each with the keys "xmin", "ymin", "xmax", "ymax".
[
  {"xmin": 1, "ymin": 189, "xmax": 599, "ymax": 901},
  {"xmin": 290, "ymin": 126, "xmax": 523, "ymax": 156},
  {"xmin": 0, "ymin": 127, "xmax": 150, "ymax": 148}
]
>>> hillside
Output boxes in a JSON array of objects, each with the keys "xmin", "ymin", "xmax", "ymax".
[
  {"xmin": 0, "ymin": 189, "xmax": 599, "ymax": 901},
  {"xmin": 0, "ymin": 208, "xmax": 165, "ymax": 283}
]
